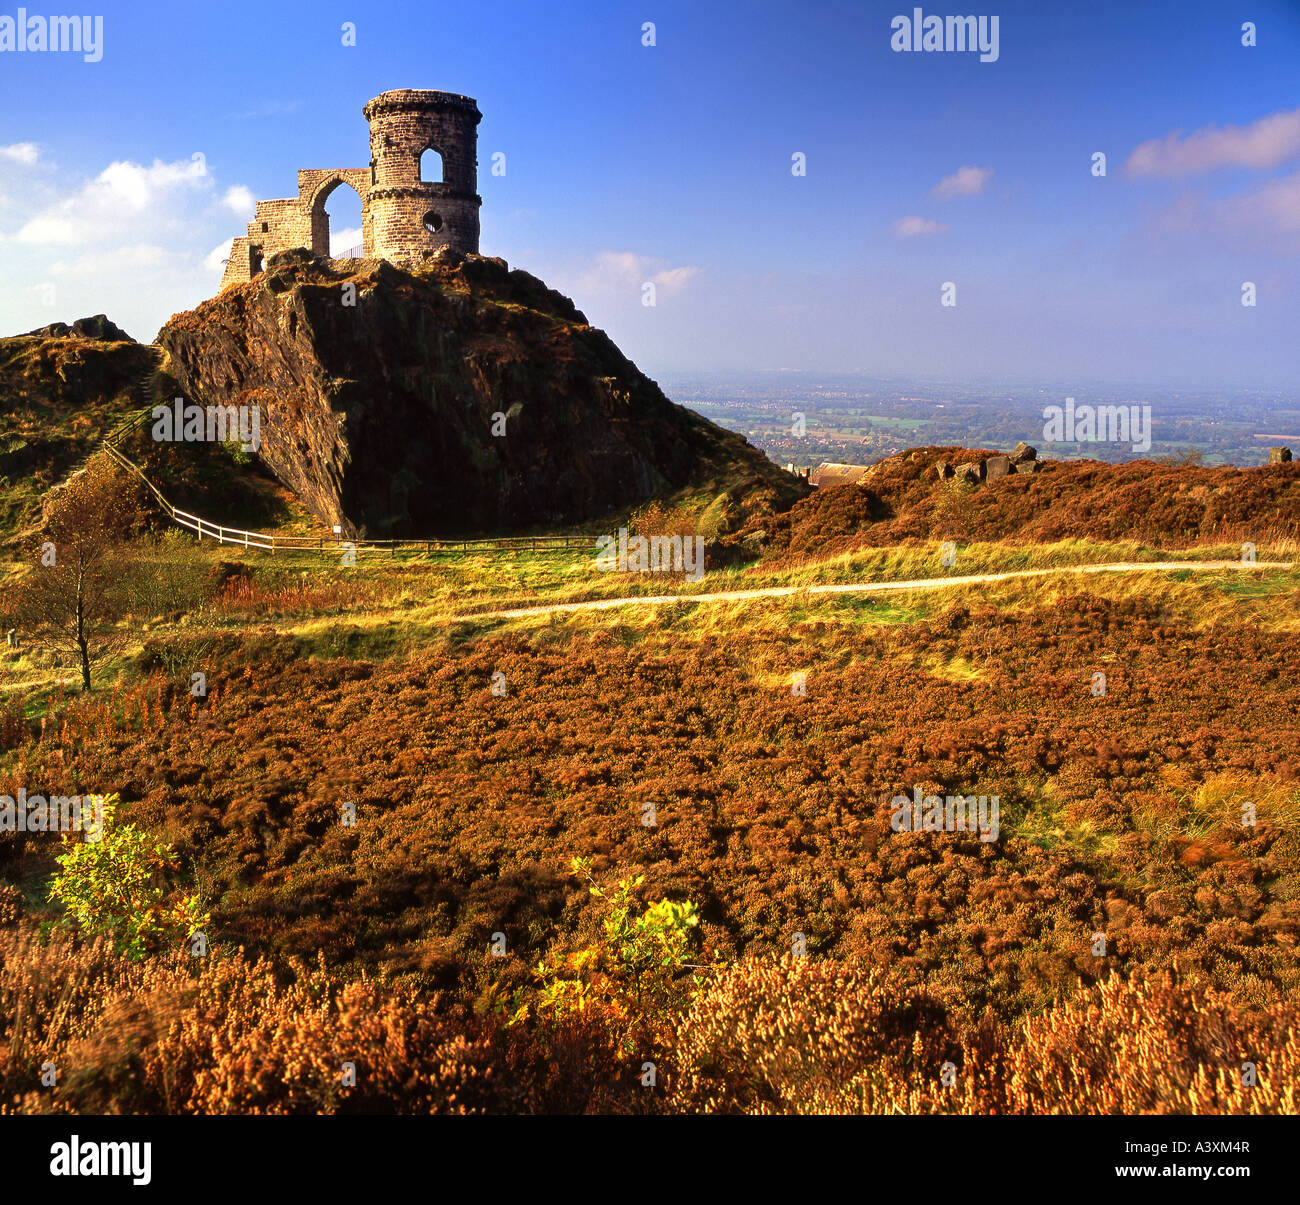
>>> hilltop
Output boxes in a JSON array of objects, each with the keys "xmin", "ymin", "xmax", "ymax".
[{"xmin": 157, "ymin": 248, "xmax": 807, "ymax": 539}]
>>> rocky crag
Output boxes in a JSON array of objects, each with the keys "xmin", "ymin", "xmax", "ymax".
[{"xmin": 157, "ymin": 249, "xmax": 806, "ymax": 538}]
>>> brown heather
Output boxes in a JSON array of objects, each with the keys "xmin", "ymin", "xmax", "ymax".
[
  {"xmin": 754, "ymin": 448, "xmax": 1300, "ymax": 560},
  {"xmin": 2, "ymin": 450, "xmax": 1298, "ymax": 1114},
  {"xmin": 4, "ymin": 926, "xmax": 1295, "ymax": 1114},
  {"xmin": 669, "ymin": 958, "xmax": 1299, "ymax": 1114}
]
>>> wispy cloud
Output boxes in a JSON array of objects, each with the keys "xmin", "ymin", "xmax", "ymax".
[
  {"xmin": 1126, "ymin": 107, "xmax": 1300, "ymax": 178},
  {"xmin": 204, "ymin": 238, "xmax": 234, "ymax": 273},
  {"xmin": 49, "ymin": 243, "xmax": 176, "ymax": 276},
  {"xmin": 573, "ymin": 251, "xmax": 701, "ymax": 297},
  {"xmin": 330, "ymin": 227, "xmax": 363, "ymax": 255},
  {"xmin": 932, "ymin": 165, "xmax": 993, "ymax": 198},
  {"xmin": 0, "ymin": 150, "xmax": 260, "ymax": 339},
  {"xmin": 1149, "ymin": 169, "xmax": 1300, "ymax": 252},
  {"xmin": 892, "ymin": 216, "xmax": 949, "ymax": 237}
]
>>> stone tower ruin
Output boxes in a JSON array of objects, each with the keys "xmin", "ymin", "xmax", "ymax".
[{"xmin": 220, "ymin": 89, "xmax": 482, "ymax": 289}]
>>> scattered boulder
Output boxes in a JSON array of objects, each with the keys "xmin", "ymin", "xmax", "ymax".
[
  {"xmin": 932, "ymin": 444, "xmax": 1047, "ymax": 492},
  {"xmin": 1010, "ymin": 441, "xmax": 1037, "ymax": 465},
  {"xmin": 811, "ymin": 463, "xmax": 873, "ymax": 488},
  {"xmin": 1269, "ymin": 447, "xmax": 1293, "ymax": 464}
]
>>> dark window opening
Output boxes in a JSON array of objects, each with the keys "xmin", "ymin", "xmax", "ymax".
[{"xmin": 423, "ymin": 211, "xmax": 443, "ymax": 234}]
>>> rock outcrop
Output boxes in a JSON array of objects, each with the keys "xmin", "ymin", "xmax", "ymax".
[
  {"xmin": 750, "ymin": 445, "xmax": 1300, "ymax": 559},
  {"xmin": 810, "ymin": 462, "xmax": 874, "ymax": 488},
  {"xmin": 158, "ymin": 249, "xmax": 806, "ymax": 537},
  {"xmin": 22, "ymin": 314, "xmax": 136, "ymax": 343},
  {"xmin": 939, "ymin": 442, "xmax": 1040, "ymax": 489}
]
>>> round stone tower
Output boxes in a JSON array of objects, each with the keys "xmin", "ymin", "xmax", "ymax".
[{"xmin": 362, "ymin": 89, "xmax": 482, "ymax": 261}]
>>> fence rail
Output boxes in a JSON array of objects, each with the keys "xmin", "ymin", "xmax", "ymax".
[{"xmin": 99, "ymin": 393, "xmax": 596, "ymax": 558}]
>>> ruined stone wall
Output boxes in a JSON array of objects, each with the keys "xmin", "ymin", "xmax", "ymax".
[
  {"xmin": 220, "ymin": 196, "xmax": 315, "ymax": 290},
  {"xmin": 218, "ymin": 89, "xmax": 480, "ymax": 290}
]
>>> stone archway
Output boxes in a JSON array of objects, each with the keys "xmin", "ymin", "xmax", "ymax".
[{"xmin": 298, "ymin": 168, "xmax": 373, "ymax": 257}]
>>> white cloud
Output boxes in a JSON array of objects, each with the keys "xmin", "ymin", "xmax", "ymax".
[
  {"xmin": 0, "ymin": 142, "xmax": 39, "ymax": 165},
  {"xmin": 221, "ymin": 185, "xmax": 256, "ymax": 216},
  {"xmin": 204, "ymin": 238, "xmax": 235, "ymax": 272},
  {"xmin": 933, "ymin": 165, "xmax": 993, "ymax": 198},
  {"xmin": 15, "ymin": 155, "xmax": 213, "ymax": 246},
  {"xmin": 329, "ymin": 227, "xmax": 363, "ymax": 256},
  {"xmin": 1126, "ymin": 107, "xmax": 1300, "ymax": 178},
  {"xmin": 573, "ymin": 250, "xmax": 701, "ymax": 297},
  {"xmin": 892, "ymin": 216, "xmax": 949, "ymax": 237},
  {"xmin": 16, "ymin": 213, "xmax": 80, "ymax": 244},
  {"xmin": 1217, "ymin": 170, "xmax": 1300, "ymax": 233},
  {"xmin": 648, "ymin": 265, "xmax": 701, "ymax": 296},
  {"xmin": 0, "ymin": 151, "xmax": 260, "ymax": 340}
]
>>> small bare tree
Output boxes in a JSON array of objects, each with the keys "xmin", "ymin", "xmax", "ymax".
[{"xmin": 17, "ymin": 453, "xmax": 142, "ymax": 691}]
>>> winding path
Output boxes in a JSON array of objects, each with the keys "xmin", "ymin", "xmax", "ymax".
[{"xmin": 452, "ymin": 559, "xmax": 1296, "ymax": 622}]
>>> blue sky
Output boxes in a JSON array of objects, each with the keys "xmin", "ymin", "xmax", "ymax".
[{"xmin": 1, "ymin": 0, "xmax": 1297, "ymax": 388}]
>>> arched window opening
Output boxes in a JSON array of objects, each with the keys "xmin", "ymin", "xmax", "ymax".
[{"xmin": 419, "ymin": 147, "xmax": 444, "ymax": 183}]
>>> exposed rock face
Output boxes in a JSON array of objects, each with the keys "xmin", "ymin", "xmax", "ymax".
[
  {"xmin": 810, "ymin": 462, "xmax": 874, "ymax": 488},
  {"xmin": 158, "ymin": 249, "xmax": 805, "ymax": 537},
  {"xmin": 22, "ymin": 314, "xmax": 136, "ymax": 343}
]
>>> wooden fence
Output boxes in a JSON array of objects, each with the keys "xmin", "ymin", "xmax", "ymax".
[{"xmin": 100, "ymin": 399, "xmax": 596, "ymax": 557}]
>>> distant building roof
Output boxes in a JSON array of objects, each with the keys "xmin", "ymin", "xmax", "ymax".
[{"xmin": 809, "ymin": 462, "xmax": 873, "ymax": 488}]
